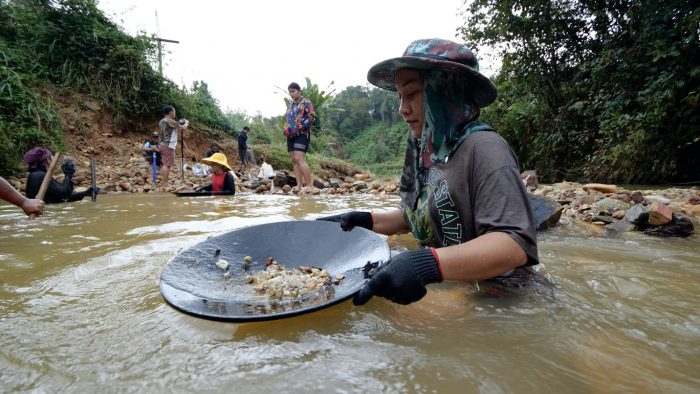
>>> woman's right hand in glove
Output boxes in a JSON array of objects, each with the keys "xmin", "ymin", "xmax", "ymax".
[{"xmin": 317, "ymin": 211, "xmax": 373, "ymax": 231}]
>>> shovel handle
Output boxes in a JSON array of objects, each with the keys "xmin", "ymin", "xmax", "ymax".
[{"xmin": 29, "ymin": 152, "xmax": 61, "ymax": 219}]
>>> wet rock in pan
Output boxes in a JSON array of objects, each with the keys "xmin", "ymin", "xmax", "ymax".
[
  {"xmin": 215, "ymin": 259, "xmax": 229, "ymax": 270},
  {"xmin": 245, "ymin": 259, "xmax": 344, "ymax": 301}
]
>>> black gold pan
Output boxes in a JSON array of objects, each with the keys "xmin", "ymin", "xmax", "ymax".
[{"xmin": 159, "ymin": 220, "xmax": 390, "ymax": 322}]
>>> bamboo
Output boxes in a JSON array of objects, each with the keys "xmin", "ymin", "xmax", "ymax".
[{"xmin": 29, "ymin": 152, "xmax": 61, "ymax": 219}]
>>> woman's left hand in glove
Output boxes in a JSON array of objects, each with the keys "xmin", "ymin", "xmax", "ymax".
[{"xmin": 353, "ymin": 248, "xmax": 443, "ymax": 306}]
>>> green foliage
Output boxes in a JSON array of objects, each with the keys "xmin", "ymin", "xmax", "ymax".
[
  {"xmin": 346, "ymin": 122, "xmax": 407, "ymax": 178},
  {"xmin": 248, "ymin": 81, "xmax": 406, "ymax": 178},
  {"xmin": 324, "ymin": 85, "xmax": 400, "ymax": 141},
  {"xmin": 0, "ymin": 39, "xmax": 64, "ymax": 172},
  {"xmin": 164, "ymin": 81, "xmax": 232, "ymax": 132},
  {"xmin": 460, "ymin": 0, "xmax": 700, "ymax": 183},
  {"xmin": 0, "ymin": 0, "xmax": 233, "ymax": 175}
]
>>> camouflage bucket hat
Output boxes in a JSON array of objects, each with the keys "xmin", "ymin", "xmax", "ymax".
[{"xmin": 367, "ymin": 38, "xmax": 497, "ymax": 108}]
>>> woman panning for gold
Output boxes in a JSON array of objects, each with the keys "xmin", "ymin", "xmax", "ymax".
[
  {"xmin": 320, "ymin": 38, "xmax": 538, "ymax": 305},
  {"xmin": 195, "ymin": 153, "xmax": 235, "ymax": 195}
]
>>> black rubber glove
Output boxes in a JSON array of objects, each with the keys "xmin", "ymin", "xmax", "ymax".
[
  {"xmin": 61, "ymin": 160, "xmax": 76, "ymax": 177},
  {"xmin": 85, "ymin": 186, "xmax": 101, "ymax": 195},
  {"xmin": 317, "ymin": 211, "xmax": 372, "ymax": 231},
  {"xmin": 353, "ymin": 248, "xmax": 442, "ymax": 305}
]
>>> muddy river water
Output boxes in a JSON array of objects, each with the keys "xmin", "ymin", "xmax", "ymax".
[{"xmin": 1, "ymin": 193, "xmax": 698, "ymax": 392}]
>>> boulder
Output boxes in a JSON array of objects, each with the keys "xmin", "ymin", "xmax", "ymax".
[
  {"xmin": 592, "ymin": 197, "xmax": 630, "ymax": 214},
  {"xmin": 273, "ymin": 173, "xmax": 291, "ymax": 187},
  {"xmin": 625, "ymin": 204, "xmax": 649, "ymax": 225},
  {"xmin": 255, "ymin": 185, "xmax": 268, "ymax": 193},
  {"xmin": 282, "ymin": 184, "xmax": 292, "ymax": 193},
  {"xmin": 612, "ymin": 193, "xmax": 633, "ymax": 204},
  {"xmin": 528, "ymin": 194, "xmax": 563, "ymax": 231},
  {"xmin": 682, "ymin": 204, "xmax": 700, "ymax": 217},
  {"xmin": 612, "ymin": 210, "xmax": 626, "ymax": 220},
  {"xmin": 591, "ymin": 215, "xmax": 614, "ymax": 224},
  {"xmin": 648, "ymin": 202, "xmax": 673, "ymax": 225},
  {"xmin": 642, "ymin": 214, "xmax": 695, "ymax": 238},
  {"xmin": 352, "ymin": 181, "xmax": 367, "ymax": 190},
  {"xmin": 118, "ymin": 182, "xmax": 131, "ymax": 191},
  {"xmin": 644, "ymin": 195, "xmax": 671, "ymax": 205},
  {"xmin": 329, "ymin": 178, "xmax": 341, "ymax": 189},
  {"xmin": 259, "ymin": 178, "xmax": 271, "ymax": 186},
  {"xmin": 605, "ymin": 219, "xmax": 637, "ymax": 233},
  {"xmin": 521, "ymin": 170, "xmax": 539, "ymax": 189},
  {"xmin": 686, "ymin": 196, "xmax": 700, "ymax": 205},
  {"xmin": 574, "ymin": 195, "xmax": 597, "ymax": 207},
  {"xmin": 384, "ymin": 183, "xmax": 398, "ymax": 193},
  {"xmin": 583, "ymin": 183, "xmax": 618, "ymax": 194},
  {"xmin": 313, "ymin": 179, "xmax": 325, "ymax": 189},
  {"xmin": 354, "ymin": 173, "xmax": 370, "ymax": 181}
]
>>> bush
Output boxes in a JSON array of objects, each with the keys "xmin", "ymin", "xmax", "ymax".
[{"xmin": 0, "ymin": 0, "xmax": 236, "ymax": 175}]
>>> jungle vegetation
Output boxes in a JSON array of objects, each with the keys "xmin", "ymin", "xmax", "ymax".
[{"xmin": 1, "ymin": 0, "xmax": 697, "ymax": 183}]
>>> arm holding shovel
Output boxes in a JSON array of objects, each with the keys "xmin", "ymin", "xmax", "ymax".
[{"xmin": 0, "ymin": 177, "xmax": 45, "ymax": 216}]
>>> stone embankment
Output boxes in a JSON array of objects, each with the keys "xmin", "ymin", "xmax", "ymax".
[
  {"xmin": 6, "ymin": 161, "xmax": 698, "ymax": 238},
  {"xmin": 526, "ymin": 178, "xmax": 698, "ymax": 237}
]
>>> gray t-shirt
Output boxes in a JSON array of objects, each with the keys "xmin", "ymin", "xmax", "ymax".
[{"xmin": 401, "ymin": 131, "xmax": 539, "ymax": 266}]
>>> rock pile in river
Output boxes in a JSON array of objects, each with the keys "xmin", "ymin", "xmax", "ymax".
[{"xmin": 532, "ymin": 181, "xmax": 698, "ymax": 237}]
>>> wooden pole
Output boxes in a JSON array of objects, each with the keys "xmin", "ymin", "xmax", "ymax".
[
  {"xmin": 90, "ymin": 156, "xmax": 97, "ymax": 202},
  {"xmin": 180, "ymin": 131, "xmax": 184, "ymax": 180},
  {"xmin": 29, "ymin": 152, "xmax": 61, "ymax": 219},
  {"xmin": 149, "ymin": 37, "xmax": 179, "ymax": 76}
]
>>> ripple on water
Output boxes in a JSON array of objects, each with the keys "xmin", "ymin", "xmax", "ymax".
[{"xmin": 1, "ymin": 194, "xmax": 699, "ymax": 392}]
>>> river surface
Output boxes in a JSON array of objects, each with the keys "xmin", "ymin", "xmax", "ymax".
[{"xmin": 1, "ymin": 193, "xmax": 699, "ymax": 393}]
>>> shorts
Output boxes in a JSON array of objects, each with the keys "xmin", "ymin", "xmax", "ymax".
[
  {"xmin": 160, "ymin": 145, "xmax": 175, "ymax": 167},
  {"xmin": 287, "ymin": 133, "xmax": 310, "ymax": 153},
  {"xmin": 238, "ymin": 149, "xmax": 248, "ymax": 165}
]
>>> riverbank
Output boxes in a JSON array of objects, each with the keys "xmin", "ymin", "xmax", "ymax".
[
  {"xmin": 530, "ymin": 181, "xmax": 698, "ymax": 237},
  {"xmin": 4, "ymin": 144, "xmax": 698, "ymax": 236}
]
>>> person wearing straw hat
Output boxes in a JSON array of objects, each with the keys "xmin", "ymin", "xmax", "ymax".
[
  {"xmin": 196, "ymin": 153, "xmax": 235, "ymax": 195},
  {"xmin": 320, "ymin": 38, "xmax": 538, "ymax": 305}
]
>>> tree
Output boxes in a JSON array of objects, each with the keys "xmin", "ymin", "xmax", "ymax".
[{"xmin": 459, "ymin": 0, "xmax": 700, "ymax": 183}]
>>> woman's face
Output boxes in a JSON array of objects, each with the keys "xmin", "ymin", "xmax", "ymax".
[
  {"xmin": 288, "ymin": 88, "xmax": 301, "ymax": 101},
  {"xmin": 212, "ymin": 164, "xmax": 224, "ymax": 174},
  {"xmin": 395, "ymin": 69, "xmax": 425, "ymax": 139}
]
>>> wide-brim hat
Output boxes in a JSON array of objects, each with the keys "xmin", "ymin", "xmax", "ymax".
[
  {"xmin": 201, "ymin": 153, "xmax": 231, "ymax": 171},
  {"xmin": 367, "ymin": 38, "xmax": 497, "ymax": 108}
]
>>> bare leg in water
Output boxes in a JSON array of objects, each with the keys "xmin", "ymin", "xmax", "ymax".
[
  {"xmin": 293, "ymin": 151, "xmax": 312, "ymax": 189},
  {"xmin": 289, "ymin": 151, "xmax": 303, "ymax": 190},
  {"xmin": 161, "ymin": 164, "xmax": 170, "ymax": 187}
]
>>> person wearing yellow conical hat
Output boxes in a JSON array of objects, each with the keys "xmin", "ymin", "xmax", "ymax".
[{"xmin": 196, "ymin": 153, "xmax": 235, "ymax": 195}]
